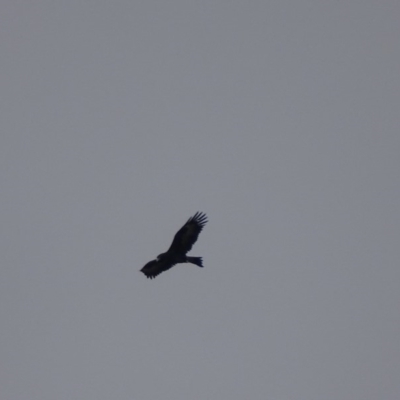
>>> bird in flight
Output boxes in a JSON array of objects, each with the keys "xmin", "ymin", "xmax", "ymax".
[{"xmin": 141, "ymin": 212, "xmax": 208, "ymax": 279}]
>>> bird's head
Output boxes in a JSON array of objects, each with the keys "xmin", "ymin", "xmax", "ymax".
[{"xmin": 156, "ymin": 253, "xmax": 165, "ymax": 261}]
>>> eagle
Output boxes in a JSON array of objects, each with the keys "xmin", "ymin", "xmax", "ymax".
[{"xmin": 140, "ymin": 212, "xmax": 208, "ymax": 279}]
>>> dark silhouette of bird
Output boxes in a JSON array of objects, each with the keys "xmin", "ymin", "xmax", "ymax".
[{"xmin": 140, "ymin": 212, "xmax": 208, "ymax": 279}]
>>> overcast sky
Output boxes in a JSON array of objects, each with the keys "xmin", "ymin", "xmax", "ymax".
[{"xmin": 1, "ymin": 1, "xmax": 399, "ymax": 399}]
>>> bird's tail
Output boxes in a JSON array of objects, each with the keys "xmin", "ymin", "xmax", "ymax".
[{"xmin": 187, "ymin": 256, "xmax": 203, "ymax": 268}]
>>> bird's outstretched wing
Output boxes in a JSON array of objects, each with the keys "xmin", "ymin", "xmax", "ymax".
[
  {"xmin": 140, "ymin": 259, "xmax": 175, "ymax": 279},
  {"xmin": 167, "ymin": 212, "xmax": 208, "ymax": 255}
]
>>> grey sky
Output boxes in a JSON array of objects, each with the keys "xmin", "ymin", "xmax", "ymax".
[{"xmin": 1, "ymin": 1, "xmax": 399, "ymax": 399}]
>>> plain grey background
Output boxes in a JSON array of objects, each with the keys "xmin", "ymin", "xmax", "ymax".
[{"xmin": 1, "ymin": 1, "xmax": 399, "ymax": 399}]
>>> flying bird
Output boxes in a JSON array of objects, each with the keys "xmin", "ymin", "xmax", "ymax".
[{"xmin": 141, "ymin": 212, "xmax": 208, "ymax": 279}]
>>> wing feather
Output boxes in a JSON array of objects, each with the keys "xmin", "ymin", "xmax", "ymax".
[
  {"xmin": 140, "ymin": 259, "xmax": 175, "ymax": 279},
  {"xmin": 167, "ymin": 212, "xmax": 208, "ymax": 255}
]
